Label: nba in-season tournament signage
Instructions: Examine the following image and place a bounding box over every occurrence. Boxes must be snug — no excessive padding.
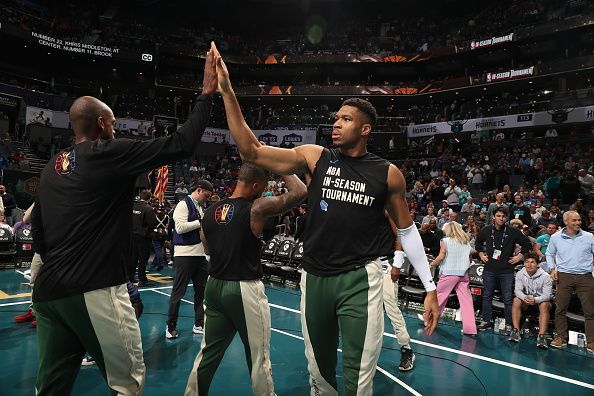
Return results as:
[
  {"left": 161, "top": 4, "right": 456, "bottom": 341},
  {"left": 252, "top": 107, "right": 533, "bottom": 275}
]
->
[
  {"left": 485, "top": 66, "right": 535, "bottom": 83},
  {"left": 406, "top": 105, "right": 594, "bottom": 137},
  {"left": 470, "top": 33, "right": 514, "bottom": 50}
]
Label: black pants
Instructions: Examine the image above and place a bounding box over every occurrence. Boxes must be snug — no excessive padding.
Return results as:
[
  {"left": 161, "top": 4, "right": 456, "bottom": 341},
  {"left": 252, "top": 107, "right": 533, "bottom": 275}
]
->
[
  {"left": 168, "top": 256, "right": 209, "bottom": 326},
  {"left": 130, "top": 235, "right": 151, "bottom": 282}
]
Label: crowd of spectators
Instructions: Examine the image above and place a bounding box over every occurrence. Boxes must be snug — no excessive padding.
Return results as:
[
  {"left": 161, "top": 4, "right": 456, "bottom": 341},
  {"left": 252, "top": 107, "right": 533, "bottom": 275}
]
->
[
  {"left": 1, "top": 0, "right": 591, "bottom": 57},
  {"left": 396, "top": 139, "right": 594, "bottom": 256}
]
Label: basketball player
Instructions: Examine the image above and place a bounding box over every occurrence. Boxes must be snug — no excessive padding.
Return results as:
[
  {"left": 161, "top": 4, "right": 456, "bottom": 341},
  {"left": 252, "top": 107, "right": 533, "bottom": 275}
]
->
[
  {"left": 212, "top": 44, "right": 439, "bottom": 396},
  {"left": 30, "top": 43, "right": 217, "bottom": 395},
  {"left": 185, "top": 163, "right": 307, "bottom": 395},
  {"left": 380, "top": 215, "right": 416, "bottom": 372}
]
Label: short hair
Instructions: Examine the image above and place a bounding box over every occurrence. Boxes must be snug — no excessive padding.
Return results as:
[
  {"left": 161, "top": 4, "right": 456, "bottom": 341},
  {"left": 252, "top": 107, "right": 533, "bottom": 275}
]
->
[
  {"left": 563, "top": 210, "right": 580, "bottom": 223},
  {"left": 139, "top": 190, "right": 152, "bottom": 201},
  {"left": 524, "top": 253, "right": 538, "bottom": 262},
  {"left": 341, "top": 98, "right": 377, "bottom": 128},
  {"left": 492, "top": 207, "right": 508, "bottom": 217},
  {"left": 238, "top": 163, "right": 270, "bottom": 183}
]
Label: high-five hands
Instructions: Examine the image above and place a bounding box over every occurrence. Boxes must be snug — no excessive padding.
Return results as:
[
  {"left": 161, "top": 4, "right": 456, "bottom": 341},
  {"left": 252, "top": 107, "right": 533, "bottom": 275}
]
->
[
  {"left": 210, "top": 42, "right": 232, "bottom": 94},
  {"left": 202, "top": 42, "right": 218, "bottom": 96}
]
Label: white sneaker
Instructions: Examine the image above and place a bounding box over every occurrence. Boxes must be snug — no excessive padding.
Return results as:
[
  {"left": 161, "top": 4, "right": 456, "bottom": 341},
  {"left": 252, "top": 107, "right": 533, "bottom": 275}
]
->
[
  {"left": 166, "top": 324, "right": 178, "bottom": 339},
  {"left": 193, "top": 325, "right": 204, "bottom": 334},
  {"left": 81, "top": 356, "right": 95, "bottom": 366}
]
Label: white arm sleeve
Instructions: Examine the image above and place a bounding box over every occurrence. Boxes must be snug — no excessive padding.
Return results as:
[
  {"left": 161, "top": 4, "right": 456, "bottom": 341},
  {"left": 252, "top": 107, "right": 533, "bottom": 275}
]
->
[{"left": 397, "top": 224, "right": 437, "bottom": 292}]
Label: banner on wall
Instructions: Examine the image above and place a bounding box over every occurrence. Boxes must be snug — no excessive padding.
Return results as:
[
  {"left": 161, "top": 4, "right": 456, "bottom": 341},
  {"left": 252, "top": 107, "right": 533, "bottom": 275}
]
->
[
  {"left": 406, "top": 105, "right": 594, "bottom": 137},
  {"left": 202, "top": 128, "right": 317, "bottom": 146},
  {"left": 26, "top": 106, "right": 54, "bottom": 126},
  {"left": 485, "top": 66, "right": 535, "bottom": 83},
  {"left": 470, "top": 33, "right": 514, "bottom": 50},
  {"left": 25, "top": 106, "right": 150, "bottom": 132}
]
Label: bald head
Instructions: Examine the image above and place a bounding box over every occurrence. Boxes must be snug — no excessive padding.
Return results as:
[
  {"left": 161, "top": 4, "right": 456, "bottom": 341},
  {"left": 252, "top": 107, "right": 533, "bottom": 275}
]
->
[{"left": 69, "top": 96, "right": 115, "bottom": 140}]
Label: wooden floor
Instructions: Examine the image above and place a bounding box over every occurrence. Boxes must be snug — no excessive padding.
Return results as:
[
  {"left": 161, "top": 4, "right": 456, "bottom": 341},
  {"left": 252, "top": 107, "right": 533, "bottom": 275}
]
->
[{"left": 1, "top": 267, "right": 593, "bottom": 395}]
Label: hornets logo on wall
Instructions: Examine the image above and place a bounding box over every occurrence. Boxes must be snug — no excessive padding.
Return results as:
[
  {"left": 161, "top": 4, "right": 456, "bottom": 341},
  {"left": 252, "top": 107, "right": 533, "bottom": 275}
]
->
[
  {"left": 54, "top": 149, "right": 76, "bottom": 176},
  {"left": 215, "top": 203, "right": 235, "bottom": 225}
]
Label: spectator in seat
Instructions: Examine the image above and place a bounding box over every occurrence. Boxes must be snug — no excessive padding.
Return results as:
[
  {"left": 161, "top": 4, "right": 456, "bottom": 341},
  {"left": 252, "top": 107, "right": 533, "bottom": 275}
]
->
[
  {"left": 422, "top": 206, "right": 437, "bottom": 225},
  {"left": 534, "top": 223, "right": 558, "bottom": 266},
  {"left": 444, "top": 178, "right": 462, "bottom": 212},
  {"left": 549, "top": 205, "right": 562, "bottom": 225},
  {"left": 460, "top": 195, "right": 475, "bottom": 214},
  {"left": 534, "top": 209, "right": 555, "bottom": 233},
  {"left": 437, "top": 208, "right": 450, "bottom": 229},
  {"left": 0, "top": 185, "right": 16, "bottom": 225},
  {"left": 546, "top": 211, "right": 594, "bottom": 352},
  {"left": 0, "top": 211, "right": 13, "bottom": 235},
  {"left": 521, "top": 225, "right": 535, "bottom": 247},
  {"left": 487, "top": 193, "right": 509, "bottom": 221},
  {"left": 508, "top": 253, "right": 552, "bottom": 349},
  {"left": 578, "top": 169, "right": 594, "bottom": 204},
  {"left": 175, "top": 182, "right": 189, "bottom": 195},
  {"left": 421, "top": 220, "right": 443, "bottom": 257},
  {"left": 510, "top": 194, "right": 531, "bottom": 227},
  {"left": 430, "top": 221, "right": 476, "bottom": 336},
  {"left": 437, "top": 200, "right": 450, "bottom": 216}
]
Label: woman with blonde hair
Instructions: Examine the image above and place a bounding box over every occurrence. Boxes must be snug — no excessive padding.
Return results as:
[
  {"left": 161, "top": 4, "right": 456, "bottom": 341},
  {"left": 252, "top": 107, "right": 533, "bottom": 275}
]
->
[{"left": 430, "top": 221, "right": 477, "bottom": 335}]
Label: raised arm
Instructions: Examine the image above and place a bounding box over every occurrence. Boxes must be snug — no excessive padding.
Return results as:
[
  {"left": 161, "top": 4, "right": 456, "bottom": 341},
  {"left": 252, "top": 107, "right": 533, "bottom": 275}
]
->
[
  {"left": 385, "top": 164, "right": 439, "bottom": 336},
  {"left": 213, "top": 43, "right": 322, "bottom": 175},
  {"left": 250, "top": 175, "right": 307, "bottom": 236}
]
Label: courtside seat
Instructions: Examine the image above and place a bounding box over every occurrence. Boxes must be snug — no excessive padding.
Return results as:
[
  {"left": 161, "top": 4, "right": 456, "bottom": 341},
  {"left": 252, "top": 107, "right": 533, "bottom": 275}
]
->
[
  {"left": 0, "top": 228, "right": 16, "bottom": 269},
  {"left": 15, "top": 228, "right": 34, "bottom": 269}
]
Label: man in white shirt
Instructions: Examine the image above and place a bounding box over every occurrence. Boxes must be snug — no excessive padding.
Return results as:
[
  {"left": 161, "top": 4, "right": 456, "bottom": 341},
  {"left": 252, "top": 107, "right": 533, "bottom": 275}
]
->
[{"left": 166, "top": 180, "right": 213, "bottom": 339}]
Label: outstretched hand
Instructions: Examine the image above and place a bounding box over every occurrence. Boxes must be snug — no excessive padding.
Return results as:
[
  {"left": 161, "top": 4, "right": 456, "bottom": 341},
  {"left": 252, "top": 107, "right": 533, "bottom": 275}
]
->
[
  {"left": 423, "top": 291, "right": 440, "bottom": 336},
  {"left": 211, "top": 42, "right": 232, "bottom": 94},
  {"left": 202, "top": 42, "right": 218, "bottom": 96}
]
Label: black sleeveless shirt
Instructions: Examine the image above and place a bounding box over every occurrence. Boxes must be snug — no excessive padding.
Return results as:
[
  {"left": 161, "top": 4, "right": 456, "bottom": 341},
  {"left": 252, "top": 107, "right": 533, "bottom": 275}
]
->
[
  {"left": 301, "top": 148, "right": 392, "bottom": 276},
  {"left": 202, "top": 197, "right": 263, "bottom": 280}
]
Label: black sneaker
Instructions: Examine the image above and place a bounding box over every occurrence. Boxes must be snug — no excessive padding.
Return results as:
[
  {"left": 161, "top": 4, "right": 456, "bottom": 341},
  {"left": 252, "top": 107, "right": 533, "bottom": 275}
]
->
[
  {"left": 477, "top": 321, "right": 492, "bottom": 331},
  {"left": 504, "top": 325, "right": 512, "bottom": 336},
  {"left": 398, "top": 346, "right": 415, "bottom": 371},
  {"left": 536, "top": 334, "right": 548, "bottom": 349},
  {"left": 508, "top": 328, "right": 521, "bottom": 343},
  {"left": 166, "top": 323, "right": 178, "bottom": 339}
]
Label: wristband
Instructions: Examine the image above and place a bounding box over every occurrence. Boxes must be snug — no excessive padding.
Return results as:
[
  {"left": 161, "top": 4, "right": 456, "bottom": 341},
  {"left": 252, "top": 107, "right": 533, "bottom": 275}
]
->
[{"left": 393, "top": 251, "right": 405, "bottom": 269}]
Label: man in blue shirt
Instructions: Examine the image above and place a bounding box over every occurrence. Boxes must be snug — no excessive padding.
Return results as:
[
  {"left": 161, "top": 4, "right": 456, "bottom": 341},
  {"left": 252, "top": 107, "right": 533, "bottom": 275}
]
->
[{"left": 546, "top": 211, "right": 594, "bottom": 353}]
